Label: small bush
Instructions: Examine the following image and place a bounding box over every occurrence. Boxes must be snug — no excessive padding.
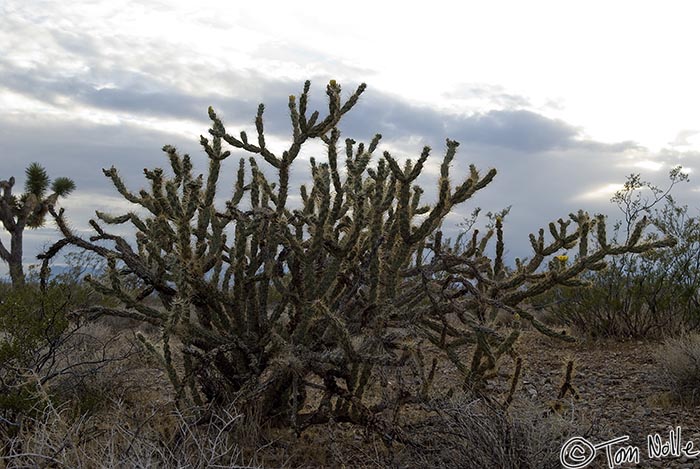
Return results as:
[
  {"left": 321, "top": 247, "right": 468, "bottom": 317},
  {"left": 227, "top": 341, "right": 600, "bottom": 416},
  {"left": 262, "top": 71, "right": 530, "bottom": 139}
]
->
[
  {"left": 0, "top": 283, "right": 71, "bottom": 421},
  {"left": 654, "top": 333, "right": 700, "bottom": 401},
  {"left": 0, "top": 269, "right": 137, "bottom": 445},
  {"left": 374, "top": 395, "right": 591, "bottom": 469}
]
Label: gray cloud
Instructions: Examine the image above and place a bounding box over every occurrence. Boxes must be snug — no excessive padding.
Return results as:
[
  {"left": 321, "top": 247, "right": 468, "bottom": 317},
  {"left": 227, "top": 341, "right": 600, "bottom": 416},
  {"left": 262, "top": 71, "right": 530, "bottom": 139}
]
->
[
  {"left": 342, "top": 92, "right": 638, "bottom": 154},
  {"left": 0, "top": 58, "right": 255, "bottom": 124},
  {"left": 449, "top": 109, "right": 578, "bottom": 152},
  {"left": 0, "top": 117, "right": 197, "bottom": 193}
]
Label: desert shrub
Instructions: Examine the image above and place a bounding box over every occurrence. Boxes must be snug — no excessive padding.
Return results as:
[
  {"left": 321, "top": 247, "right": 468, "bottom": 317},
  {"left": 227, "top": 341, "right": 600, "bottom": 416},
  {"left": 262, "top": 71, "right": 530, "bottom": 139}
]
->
[
  {"left": 654, "top": 333, "right": 700, "bottom": 402},
  {"left": 0, "top": 259, "right": 136, "bottom": 444},
  {"left": 0, "top": 283, "right": 71, "bottom": 421},
  {"left": 541, "top": 168, "right": 700, "bottom": 338},
  {"left": 39, "top": 80, "right": 671, "bottom": 442},
  {"left": 388, "top": 395, "right": 591, "bottom": 469}
]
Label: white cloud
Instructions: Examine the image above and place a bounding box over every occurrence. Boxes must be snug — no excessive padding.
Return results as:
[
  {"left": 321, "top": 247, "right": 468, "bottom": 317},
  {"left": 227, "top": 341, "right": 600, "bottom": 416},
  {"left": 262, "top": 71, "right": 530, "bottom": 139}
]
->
[
  {"left": 574, "top": 184, "right": 624, "bottom": 202},
  {"left": 634, "top": 160, "right": 664, "bottom": 172}
]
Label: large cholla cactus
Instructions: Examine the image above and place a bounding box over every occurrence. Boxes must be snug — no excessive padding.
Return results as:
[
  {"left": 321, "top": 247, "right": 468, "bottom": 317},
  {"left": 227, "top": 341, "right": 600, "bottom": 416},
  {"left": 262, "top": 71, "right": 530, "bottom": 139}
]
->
[
  {"left": 0, "top": 163, "right": 75, "bottom": 286},
  {"left": 40, "top": 81, "right": 673, "bottom": 439}
]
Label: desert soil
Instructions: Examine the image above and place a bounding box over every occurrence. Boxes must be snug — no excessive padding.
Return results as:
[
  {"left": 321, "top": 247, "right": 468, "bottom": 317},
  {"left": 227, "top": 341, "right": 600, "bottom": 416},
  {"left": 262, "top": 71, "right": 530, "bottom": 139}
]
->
[{"left": 515, "top": 332, "right": 700, "bottom": 469}]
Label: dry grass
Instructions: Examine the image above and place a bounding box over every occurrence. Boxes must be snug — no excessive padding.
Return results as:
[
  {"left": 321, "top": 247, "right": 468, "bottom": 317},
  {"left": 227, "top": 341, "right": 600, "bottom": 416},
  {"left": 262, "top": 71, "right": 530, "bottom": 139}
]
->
[
  {"left": 387, "top": 396, "right": 589, "bottom": 469},
  {"left": 1, "top": 399, "right": 265, "bottom": 468},
  {"left": 654, "top": 333, "right": 700, "bottom": 404},
  {"left": 0, "top": 319, "right": 281, "bottom": 468},
  {"left": 252, "top": 394, "right": 592, "bottom": 468}
]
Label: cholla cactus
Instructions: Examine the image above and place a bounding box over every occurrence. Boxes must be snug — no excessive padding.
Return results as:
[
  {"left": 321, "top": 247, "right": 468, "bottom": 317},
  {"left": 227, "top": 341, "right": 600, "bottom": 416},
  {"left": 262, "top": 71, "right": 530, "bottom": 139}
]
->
[
  {"left": 40, "top": 81, "right": 674, "bottom": 439},
  {"left": 0, "top": 163, "right": 75, "bottom": 286}
]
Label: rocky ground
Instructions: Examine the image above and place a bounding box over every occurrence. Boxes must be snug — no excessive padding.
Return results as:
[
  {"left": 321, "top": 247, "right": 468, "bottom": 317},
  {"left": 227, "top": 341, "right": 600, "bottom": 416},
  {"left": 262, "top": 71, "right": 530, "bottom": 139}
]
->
[{"left": 515, "top": 332, "right": 700, "bottom": 469}]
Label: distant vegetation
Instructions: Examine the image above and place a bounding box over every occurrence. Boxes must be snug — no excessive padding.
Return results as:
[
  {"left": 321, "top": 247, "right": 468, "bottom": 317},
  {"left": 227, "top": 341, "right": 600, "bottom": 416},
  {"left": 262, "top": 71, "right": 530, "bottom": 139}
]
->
[{"left": 539, "top": 167, "right": 700, "bottom": 338}]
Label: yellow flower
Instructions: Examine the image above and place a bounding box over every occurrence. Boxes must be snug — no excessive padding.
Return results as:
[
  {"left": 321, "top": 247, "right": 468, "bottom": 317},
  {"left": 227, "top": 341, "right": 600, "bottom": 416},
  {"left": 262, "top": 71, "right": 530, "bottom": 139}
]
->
[
  {"left": 556, "top": 254, "right": 569, "bottom": 262},
  {"left": 289, "top": 95, "right": 296, "bottom": 102},
  {"left": 329, "top": 79, "right": 337, "bottom": 87}
]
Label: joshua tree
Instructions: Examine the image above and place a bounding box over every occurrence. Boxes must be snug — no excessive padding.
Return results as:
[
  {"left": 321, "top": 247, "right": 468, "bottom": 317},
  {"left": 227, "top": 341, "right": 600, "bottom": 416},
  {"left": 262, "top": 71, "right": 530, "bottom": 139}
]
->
[{"left": 0, "top": 163, "right": 75, "bottom": 286}]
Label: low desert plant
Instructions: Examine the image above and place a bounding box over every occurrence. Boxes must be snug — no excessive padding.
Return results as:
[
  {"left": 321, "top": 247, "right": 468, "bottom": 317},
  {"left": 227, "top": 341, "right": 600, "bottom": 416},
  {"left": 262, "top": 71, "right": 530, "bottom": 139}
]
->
[
  {"left": 364, "top": 394, "right": 591, "bottom": 469},
  {"left": 654, "top": 333, "right": 700, "bottom": 402},
  {"left": 0, "top": 283, "right": 71, "bottom": 422},
  {"left": 0, "top": 270, "right": 137, "bottom": 446}
]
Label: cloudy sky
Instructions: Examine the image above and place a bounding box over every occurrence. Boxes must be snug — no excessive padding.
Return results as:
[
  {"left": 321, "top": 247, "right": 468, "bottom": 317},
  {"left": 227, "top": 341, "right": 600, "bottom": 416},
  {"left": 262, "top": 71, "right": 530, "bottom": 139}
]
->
[{"left": 2, "top": 0, "right": 700, "bottom": 277}]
